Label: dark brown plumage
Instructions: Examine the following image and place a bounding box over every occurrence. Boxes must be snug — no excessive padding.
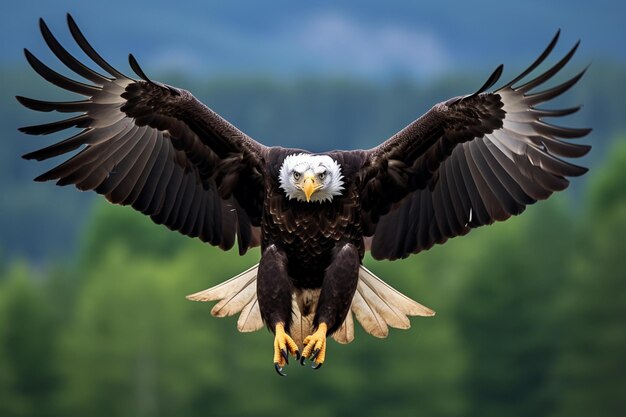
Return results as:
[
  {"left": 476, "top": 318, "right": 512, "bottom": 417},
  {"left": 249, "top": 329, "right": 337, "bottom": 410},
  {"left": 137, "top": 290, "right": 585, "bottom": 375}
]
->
[{"left": 18, "top": 15, "right": 590, "bottom": 375}]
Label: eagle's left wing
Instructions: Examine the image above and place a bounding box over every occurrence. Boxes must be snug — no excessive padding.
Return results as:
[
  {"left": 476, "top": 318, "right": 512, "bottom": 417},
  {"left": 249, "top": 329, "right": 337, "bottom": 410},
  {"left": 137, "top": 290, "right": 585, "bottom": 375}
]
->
[
  {"left": 17, "top": 15, "right": 268, "bottom": 254},
  {"left": 358, "top": 31, "right": 591, "bottom": 260}
]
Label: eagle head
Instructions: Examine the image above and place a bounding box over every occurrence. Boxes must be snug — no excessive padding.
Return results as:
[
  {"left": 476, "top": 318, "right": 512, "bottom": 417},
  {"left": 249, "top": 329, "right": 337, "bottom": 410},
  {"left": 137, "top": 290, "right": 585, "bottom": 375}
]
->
[{"left": 278, "top": 154, "right": 344, "bottom": 203}]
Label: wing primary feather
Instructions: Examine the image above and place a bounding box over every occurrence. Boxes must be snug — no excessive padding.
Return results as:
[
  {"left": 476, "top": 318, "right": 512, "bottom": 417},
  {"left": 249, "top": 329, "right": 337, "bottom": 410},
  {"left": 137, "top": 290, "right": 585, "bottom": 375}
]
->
[
  {"left": 16, "top": 96, "right": 92, "bottom": 113},
  {"left": 499, "top": 30, "right": 561, "bottom": 90},
  {"left": 524, "top": 67, "right": 588, "bottom": 105},
  {"left": 21, "top": 128, "right": 96, "bottom": 161},
  {"left": 23, "top": 121, "right": 128, "bottom": 162},
  {"left": 128, "top": 54, "right": 181, "bottom": 95},
  {"left": 467, "top": 141, "right": 517, "bottom": 215},
  {"left": 525, "top": 146, "right": 588, "bottom": 177},
  {"left": 530, "top": 106, "right": 581, "bottom": 118},
  {"left": 71, "top": 126, "right": 143, "bottom": 189},
  {"left": 532, "top": 120, "right": 592, "bottom": 139},
  {"left": 23, "top": 49, "right": 100, "bottom": 96},
  {"left": 66, "top": 14, "right": 130, "bottom": 80},
  {"left": 19, "top": 114, "right": 92, "bottom": 135},
  {"left": 483, "top": 136, "right": 547, "bottom": 201},
  {"left": 516, "top": 41, "right": 580, "bottom": 93},
  {"left": 539, "top": 136, "right": 591, "bottom": 158},
  {"left": 33, "top": 123, "right": 134, "bottom": 182},
  {"left": 466, "top": 64, "right": 504, "bottom": 98},
  {"left": 39, "top": 18, "right": 110, "bottom": 83},
  {"left": 477, "top": 138, "right": 533, "bottom": 206},
  {"left": 128, "top": 53, "right": 152, "bottom": 83}
]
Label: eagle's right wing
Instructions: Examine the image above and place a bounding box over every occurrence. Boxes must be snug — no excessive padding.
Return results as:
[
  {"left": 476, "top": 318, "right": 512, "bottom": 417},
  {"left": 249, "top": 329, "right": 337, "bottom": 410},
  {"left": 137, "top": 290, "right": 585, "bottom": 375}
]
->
[
  {"left": 18, "top": 15, "right": 267, "bottom": 254},
  {"left": 357, "top": 31, "right": 591, "bottom": 260}
]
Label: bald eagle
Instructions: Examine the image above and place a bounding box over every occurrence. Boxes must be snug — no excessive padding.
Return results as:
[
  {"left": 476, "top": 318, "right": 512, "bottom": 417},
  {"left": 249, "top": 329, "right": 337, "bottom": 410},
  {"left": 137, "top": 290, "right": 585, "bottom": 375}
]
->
[{"left": 18, "top": 15, "right": 590, "bottom": 376}]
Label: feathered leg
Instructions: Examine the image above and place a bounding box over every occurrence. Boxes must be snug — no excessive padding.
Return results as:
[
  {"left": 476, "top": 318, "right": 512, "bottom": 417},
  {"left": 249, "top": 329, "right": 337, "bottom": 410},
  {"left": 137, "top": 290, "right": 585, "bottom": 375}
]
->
[
  {"left": 301, "top": 243, "right": 360, "bottom": 368},
  {"left": 257, "top": 244, "right": 299, "bottom": 376}
]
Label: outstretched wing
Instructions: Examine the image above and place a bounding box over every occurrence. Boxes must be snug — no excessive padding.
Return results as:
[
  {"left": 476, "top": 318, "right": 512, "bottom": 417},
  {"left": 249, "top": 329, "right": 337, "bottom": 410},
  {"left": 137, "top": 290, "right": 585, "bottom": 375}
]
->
[
  {"left": 17, "top": 15, "right": 267, "bottom": 254},
  {"left": 359, "top": 31, "right": 591, "bottom": 260}
]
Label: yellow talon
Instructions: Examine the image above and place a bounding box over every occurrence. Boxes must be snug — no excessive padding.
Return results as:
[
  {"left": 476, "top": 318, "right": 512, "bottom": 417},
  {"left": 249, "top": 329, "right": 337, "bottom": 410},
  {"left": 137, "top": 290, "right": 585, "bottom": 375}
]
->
[
  {"left": 273, "top": 322, "right": 300, "bottom": 376},
  {"left": 301, "top": 322, "right": 327, "bottom": 368}
]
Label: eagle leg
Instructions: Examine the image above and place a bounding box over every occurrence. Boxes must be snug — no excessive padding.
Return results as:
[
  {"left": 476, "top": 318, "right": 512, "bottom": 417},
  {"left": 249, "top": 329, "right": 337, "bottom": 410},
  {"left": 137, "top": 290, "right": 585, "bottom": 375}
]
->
[
  {"left": 300, "top": 242, "right": 360, "bottom": 369},
  {"left": 300, "top": 322, "right": 328, "bottom": 369},
  {"left": 273, "top": 322, "right": 300, "bottom": 376},
  {"left": 257, "top": 244, "right": 300, "bottom": 376}
]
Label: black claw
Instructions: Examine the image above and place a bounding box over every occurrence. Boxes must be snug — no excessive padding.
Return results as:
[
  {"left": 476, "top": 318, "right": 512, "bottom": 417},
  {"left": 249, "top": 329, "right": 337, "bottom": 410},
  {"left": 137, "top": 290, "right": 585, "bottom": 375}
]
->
[
  {"left": 281, "top": 348, "right": 289, "bottom": 365},
  {"left": 300, "top": 355, "right": 307, "bottom": 366},
  {"left": 311, "top": 348, "right": 320, "bottom": 362},
  {"left": 295, "top": 350, "right": 301, "bottom": 361},
  {"left": 274, "top": 363, "right": 286, "bottom": 377},
  {"left": 312, "top": 362, "right": 323, "bottom": 370}
]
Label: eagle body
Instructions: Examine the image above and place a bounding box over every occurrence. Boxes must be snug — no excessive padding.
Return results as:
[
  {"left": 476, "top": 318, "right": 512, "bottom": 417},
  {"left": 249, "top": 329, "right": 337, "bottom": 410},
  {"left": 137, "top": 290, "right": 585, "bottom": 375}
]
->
[
  {"left": 18, "top": 15, "right": 591, "bottom": 375},
  {"left": 259, "top": 150, "right": 369, "bottom": 338},
  {"left": 263, "top": 150, "right": 366, "bottom": 284}
]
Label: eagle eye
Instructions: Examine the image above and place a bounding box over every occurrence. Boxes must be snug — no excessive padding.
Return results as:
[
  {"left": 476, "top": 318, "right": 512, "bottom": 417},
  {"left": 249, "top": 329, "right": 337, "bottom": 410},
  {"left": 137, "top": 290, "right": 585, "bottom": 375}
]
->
[
  {"left": 293, "top": 171, "right": 301, "bottom": 180},
  {"left": 318, "top": 172, "right": 326, "bottom": 181}
]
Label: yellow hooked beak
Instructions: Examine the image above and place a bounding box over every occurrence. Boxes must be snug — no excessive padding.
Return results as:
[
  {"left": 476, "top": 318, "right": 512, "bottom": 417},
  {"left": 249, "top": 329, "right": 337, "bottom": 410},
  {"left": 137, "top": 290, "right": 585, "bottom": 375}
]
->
[{"left": 302, "top": 173, "right": 319, "bottom": 202}]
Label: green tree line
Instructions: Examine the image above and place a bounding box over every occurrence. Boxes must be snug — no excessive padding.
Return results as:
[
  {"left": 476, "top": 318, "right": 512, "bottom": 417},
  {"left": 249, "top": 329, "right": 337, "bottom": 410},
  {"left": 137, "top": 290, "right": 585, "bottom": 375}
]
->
[{"left": 0, "top": 133, "right": 624, "bottom": 416}]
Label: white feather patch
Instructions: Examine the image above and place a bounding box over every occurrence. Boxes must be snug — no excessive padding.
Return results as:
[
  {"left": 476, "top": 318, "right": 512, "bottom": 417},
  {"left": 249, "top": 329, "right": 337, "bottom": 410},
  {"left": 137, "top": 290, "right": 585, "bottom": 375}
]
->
[
  {"left": 331, "top": 311, "right": 355, "bottom": 344},
  {"left": 237, "top": 298, "right": 263, "bottom": 332},
  {"left": 290, "top": 288, "right": 320, "bottom": 350},
  {"left": 357, "top": 265, "right": 435, "bottom": 318},
  {"left": 351, "top": 287, "right": 389, "bottom": 338},
  {"left": 186, "top": 264, "right": 262, "bottom": 326},
  {"left": 186, "top": 264, "right": 434, "bottom": 344},
  {"left": 278, "top": 153, "right": 344, "bottom": 203}
]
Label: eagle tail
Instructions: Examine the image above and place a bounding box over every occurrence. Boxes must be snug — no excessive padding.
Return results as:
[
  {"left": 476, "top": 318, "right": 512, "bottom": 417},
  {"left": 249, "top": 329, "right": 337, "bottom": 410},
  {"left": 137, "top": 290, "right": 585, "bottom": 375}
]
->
[
  {"left": 186, "top": 264, "right": 435, "bottom": 342},
  {"left": 349, "top": 265, "right": 435, "bottom": 340},
  {"left": 186, "top": 264, "right": 264, "bottom": 332},
  {"left": 289, "top": 292, "right": 316, "bottom": 350}
]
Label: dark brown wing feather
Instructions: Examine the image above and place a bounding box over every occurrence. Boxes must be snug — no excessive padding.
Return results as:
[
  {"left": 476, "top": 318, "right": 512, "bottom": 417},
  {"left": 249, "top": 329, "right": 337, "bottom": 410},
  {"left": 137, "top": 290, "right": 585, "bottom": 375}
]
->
[
  {"left": 17, "top": 15, "right": 266, "bottom": 254},
  {"left": 359, "top": 31, "right": 591, "bottom": 260}
]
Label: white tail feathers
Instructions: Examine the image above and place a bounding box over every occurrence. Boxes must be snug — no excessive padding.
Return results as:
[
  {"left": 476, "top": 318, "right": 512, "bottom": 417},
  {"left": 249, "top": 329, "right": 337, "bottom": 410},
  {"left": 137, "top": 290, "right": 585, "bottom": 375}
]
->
[
  {"left": 331, "top": 309, "right": 355, "bottom": 344},
  {"left": 351, "top": 265, "right": 435, "bottom": 338},
  {"left": 186, "top": 264, "right": 435, "bottom": 344},
  {"left": 289, "top": 289, "right": 319, "bottom": 349},
  {"left": 186, "top": 264, "right": 263, "bottom": 332}
]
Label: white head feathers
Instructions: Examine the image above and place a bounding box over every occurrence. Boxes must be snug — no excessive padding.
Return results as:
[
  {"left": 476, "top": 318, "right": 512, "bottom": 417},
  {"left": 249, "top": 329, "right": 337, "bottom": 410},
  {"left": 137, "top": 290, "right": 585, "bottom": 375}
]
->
[{"left": 278, "top": 153, "right": 345, "bottom": 203}]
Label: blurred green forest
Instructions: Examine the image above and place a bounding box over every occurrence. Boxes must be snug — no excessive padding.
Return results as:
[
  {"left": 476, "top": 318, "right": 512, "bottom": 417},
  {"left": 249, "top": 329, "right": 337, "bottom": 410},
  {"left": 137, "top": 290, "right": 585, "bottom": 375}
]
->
[
  {"left": 1, "top": 113, "right": 625, "bottom": 416},
  {"left": 2, "top": 61, "right": 626, "bottom": 416}
]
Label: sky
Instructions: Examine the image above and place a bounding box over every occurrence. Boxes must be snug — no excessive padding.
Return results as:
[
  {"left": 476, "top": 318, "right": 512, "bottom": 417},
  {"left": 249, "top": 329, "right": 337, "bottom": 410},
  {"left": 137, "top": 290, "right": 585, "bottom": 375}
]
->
[{"left": 1, "top": 0, "right": 623, "bottom": 82}]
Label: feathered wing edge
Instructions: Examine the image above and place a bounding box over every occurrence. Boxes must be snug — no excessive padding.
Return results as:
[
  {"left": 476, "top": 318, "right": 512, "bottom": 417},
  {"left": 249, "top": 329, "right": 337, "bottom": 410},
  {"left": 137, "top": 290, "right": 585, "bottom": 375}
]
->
[
  {"left": 364, "top": 30, "right": 591, "bottom": 260},
  {"left": 18, "top": 14, "right": 266, "bottom": 255},
  {"left": 187, "top": 265, "right": 434, "bottom": 346}
]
